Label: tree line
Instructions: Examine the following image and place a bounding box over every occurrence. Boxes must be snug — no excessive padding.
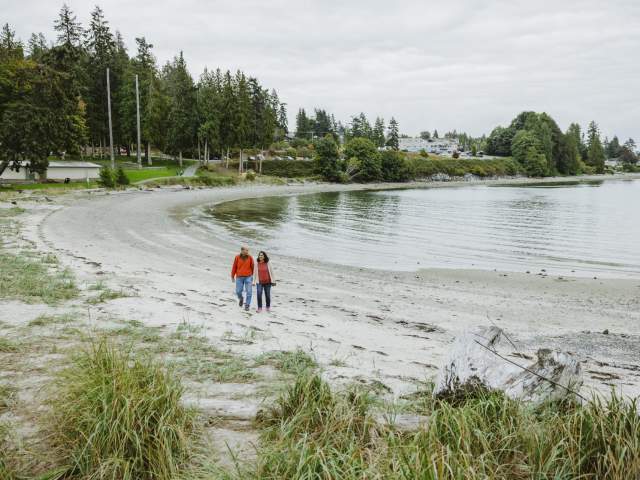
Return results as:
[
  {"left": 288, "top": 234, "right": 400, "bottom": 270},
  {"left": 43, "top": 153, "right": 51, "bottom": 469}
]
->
[
  {"left": 485, "top": 112, "right": 637, "bottom": 176},
  {"left": 0, "top": 4, "right": 287, "bottom": 175},
  {"left": 294, "top": 109, "right": 400, "bottom": 150}
]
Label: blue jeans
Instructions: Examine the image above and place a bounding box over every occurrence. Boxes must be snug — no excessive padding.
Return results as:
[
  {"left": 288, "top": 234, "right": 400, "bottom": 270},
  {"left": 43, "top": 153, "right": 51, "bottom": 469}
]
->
[
  {"left": 235, "top": 276, "right": 253, "bottom": 307},
  {"left": 257, "top": 283, "right": 271, "bottom": 309}
]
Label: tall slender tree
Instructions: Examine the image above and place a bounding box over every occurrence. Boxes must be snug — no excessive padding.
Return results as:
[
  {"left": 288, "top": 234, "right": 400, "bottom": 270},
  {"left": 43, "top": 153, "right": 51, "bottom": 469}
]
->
[
  {"left": 586, "top": 121, "right": 605, "bottom": 173},
  {"left": 386, "top": 117, "right": 400, "bottom": 150}
]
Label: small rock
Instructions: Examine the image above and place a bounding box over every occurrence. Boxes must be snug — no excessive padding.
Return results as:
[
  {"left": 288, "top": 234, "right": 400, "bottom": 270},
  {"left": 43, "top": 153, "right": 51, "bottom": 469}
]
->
[{"left": 602, "top": 329, "right": 609, "bottom": 335}]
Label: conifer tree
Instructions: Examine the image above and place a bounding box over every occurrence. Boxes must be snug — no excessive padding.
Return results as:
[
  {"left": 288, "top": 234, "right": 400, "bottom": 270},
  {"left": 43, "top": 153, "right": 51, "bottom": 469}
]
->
[{"left": 386, "top": 117, "right": 400, "bottom": 150}]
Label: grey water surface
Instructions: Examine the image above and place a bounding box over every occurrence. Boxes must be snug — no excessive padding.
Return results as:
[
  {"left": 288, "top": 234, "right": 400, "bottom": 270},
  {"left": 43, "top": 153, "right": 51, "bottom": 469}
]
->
[{"left": 195, "top": 179, "right": 640, "bottom": 278}]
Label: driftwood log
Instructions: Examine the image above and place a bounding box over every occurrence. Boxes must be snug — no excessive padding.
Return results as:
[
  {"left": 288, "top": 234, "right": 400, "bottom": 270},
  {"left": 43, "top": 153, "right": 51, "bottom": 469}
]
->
[{"left": 434, "top": 326, "right": 583, "bottom": 405}]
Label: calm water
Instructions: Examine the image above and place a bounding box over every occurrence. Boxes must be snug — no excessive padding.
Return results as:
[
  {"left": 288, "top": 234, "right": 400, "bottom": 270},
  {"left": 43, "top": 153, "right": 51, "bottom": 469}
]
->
[{"left": 194, "top": 179, "right": 640, "bottom": 278}]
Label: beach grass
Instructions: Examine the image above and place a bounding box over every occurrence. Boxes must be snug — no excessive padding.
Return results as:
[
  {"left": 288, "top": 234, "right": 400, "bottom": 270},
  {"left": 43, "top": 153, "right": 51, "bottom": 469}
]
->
[
  {"left": 0, "top": 251, "right": 77, "bottom": 304},
  {"left": 48, "top": 339, "right": 197, "bottom": 480},
  {"left": 86, "top": 287, "right": 131, "bottom": 304},
  {"left": 231, "top": 371, "right": 640, "bottom": 480},
  {"left": 255, "top": 349, "right": 318, "bottom": 375}
]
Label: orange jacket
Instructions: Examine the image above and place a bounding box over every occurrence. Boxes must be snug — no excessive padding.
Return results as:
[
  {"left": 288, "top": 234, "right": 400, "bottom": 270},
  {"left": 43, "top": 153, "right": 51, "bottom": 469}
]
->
[{"left": 231, "top": 254, "right": 255, "bottom": 278}]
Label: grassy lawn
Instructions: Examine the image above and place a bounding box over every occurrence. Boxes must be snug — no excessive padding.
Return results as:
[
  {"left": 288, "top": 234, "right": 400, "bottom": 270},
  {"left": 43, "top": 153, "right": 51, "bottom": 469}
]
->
[{"left": 123, "top": 166, "right": 180, "bottom": 183}]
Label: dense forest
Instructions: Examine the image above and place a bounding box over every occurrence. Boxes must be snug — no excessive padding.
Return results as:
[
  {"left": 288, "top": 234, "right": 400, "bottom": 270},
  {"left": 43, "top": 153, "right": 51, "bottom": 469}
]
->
[{"left": 0, "top": 4, "right": 287, "bottom": 175}]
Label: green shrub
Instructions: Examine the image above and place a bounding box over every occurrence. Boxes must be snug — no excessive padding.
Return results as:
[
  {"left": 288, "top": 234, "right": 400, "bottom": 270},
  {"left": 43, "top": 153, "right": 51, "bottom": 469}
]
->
[
  {"left": 115, "top": 166, "right": 130, "bottom": 186},
  {"left": 245, "top": 170, "right": 256, "bottom": 181},
  {"left": 49, "top": 340, "right": 196, "bottom": 479},
  {"left": 411, "top": 158, "right": 522, "bottom": 179},
  {"left": 260, "top": 160, "right": 316, "bottom": 178},
  {"left": 381, "top": 150, "right": 414, "bottom": 182},
  {"left": 98, "top": 166, "right": 115, "bottom": 188}
]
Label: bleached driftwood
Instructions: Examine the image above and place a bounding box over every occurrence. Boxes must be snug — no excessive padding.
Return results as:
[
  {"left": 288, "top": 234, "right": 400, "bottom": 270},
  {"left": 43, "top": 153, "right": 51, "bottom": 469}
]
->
[{"left": 434, "top": 326, "right": 583, "bottom": 405}]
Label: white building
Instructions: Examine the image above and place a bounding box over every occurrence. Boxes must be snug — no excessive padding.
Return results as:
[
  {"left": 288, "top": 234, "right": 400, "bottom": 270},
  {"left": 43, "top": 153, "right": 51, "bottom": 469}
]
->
[
  {"left": 399, "top": 137, "right": 460, "bottom": 155},
  {"left": 0, "top": 161, "right": 101, "bottom": 182}
]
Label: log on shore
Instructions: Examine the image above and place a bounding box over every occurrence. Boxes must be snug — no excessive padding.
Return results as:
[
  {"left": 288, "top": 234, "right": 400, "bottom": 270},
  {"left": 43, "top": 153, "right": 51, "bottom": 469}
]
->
[{"left": 434, "top": 326, "right": 583, "bottom": 405}]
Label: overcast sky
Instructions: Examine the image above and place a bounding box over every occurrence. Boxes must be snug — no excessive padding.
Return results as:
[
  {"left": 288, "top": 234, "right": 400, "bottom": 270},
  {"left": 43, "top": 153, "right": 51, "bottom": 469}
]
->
[{"left": 4, "top": 0, "right": 639, "bottom": 140}]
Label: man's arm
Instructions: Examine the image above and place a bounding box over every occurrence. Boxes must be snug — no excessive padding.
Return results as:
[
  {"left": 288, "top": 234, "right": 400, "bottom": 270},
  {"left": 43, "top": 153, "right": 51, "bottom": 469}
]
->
[{"left": 231, "top": 256, "right": 237, "bottom": 281}]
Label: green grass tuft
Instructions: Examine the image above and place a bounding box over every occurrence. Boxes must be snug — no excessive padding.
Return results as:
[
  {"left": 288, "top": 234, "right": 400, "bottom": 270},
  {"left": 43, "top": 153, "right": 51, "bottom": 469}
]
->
[
  {"left": 49, "top": 339, "right": 197, "bottom": 479},
  {"left": 255, "top": 349, "right": 318, "bottom": 375},
  {"left": 86, "top": 288, "right": 131, "bottom": 304},
  {"left": 0, "top": 338, "right": 19, "bottom": 353},
  {"left": 27, "top": 313, "right": 76, "bottom": 328},
  {"left": 0, "top": 251, "right": 77, "bottom": 304}
]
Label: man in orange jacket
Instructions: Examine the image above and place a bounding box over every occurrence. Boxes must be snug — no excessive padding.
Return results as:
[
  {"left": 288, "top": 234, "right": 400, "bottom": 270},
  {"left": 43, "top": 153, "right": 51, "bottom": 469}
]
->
[{"left": 231, "top": 245, "right": 255, "bottom": 311}]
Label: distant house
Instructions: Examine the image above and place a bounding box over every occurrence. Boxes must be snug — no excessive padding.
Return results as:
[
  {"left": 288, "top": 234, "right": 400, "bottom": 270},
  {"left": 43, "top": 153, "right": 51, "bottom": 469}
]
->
[
  {"left": 0, "top": 161, "right": 101, "bottom": 182},
  {"left": 398, "top": 137, "right": 460, "bottom": 155}
]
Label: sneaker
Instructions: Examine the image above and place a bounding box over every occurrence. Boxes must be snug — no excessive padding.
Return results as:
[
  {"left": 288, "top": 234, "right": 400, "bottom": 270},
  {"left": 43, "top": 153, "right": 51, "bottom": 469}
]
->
[
  {"left": 256, "top": 308, "right": 262, "bottom": 313},
  {"left": 238, "top": 298, "right": 243, "bottom": 307},
  {"left": 266, "top": 307, "right": 271, "bottom": 312},
  {"left": 244, "top": 305, "right": 250, "bottom": 312}
]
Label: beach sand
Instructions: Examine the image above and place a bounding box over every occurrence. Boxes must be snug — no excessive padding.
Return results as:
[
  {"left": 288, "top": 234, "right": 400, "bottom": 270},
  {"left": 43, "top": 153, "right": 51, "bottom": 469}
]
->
[{"left": 24, "top": 178, "right": 640, "bottom": 399}]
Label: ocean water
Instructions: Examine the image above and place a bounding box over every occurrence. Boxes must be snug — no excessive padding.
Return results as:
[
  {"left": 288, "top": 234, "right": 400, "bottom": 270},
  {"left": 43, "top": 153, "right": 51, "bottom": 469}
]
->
[{"left": 194, "top": 179, "right": 640, "bottom": 278}]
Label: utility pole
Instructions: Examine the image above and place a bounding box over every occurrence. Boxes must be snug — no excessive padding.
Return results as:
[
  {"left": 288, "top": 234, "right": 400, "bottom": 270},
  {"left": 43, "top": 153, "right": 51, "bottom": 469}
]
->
[
  {"left": 106, "top": 67, "right": 115, "bottom": 169},
  {"left": 135, "top": 74, "right": 142, "bottom": 169}
]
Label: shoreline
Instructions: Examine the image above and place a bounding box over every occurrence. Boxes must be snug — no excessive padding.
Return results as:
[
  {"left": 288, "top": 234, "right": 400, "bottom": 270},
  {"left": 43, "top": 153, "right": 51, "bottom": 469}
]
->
[{"left": 12, "top": 174, "right": 635, "bottom": 400}]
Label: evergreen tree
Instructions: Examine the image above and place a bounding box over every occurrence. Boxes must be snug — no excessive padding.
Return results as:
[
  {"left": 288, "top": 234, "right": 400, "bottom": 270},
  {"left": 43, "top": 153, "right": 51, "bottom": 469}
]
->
[
  {"left": 373, "top": 117, "right": 385, "bottom": 148},
  {"left": 145, "top": 75, "right": 170, "bottom": 153},
  {"left": 164, "top": 52, "right": 197, "bottom": 166},
  {"left": 419, "top": 131, "right": 431, "bottom": 140},
  {"left": 567, "top": 123, "right": 587, "bottom": 160},
  {"left": 0, "top": 23, "right": 23, "bottom": 60},
  {"left": 606, "top": 136, "right": 621, "bottom": 158},
  {"left": 277, "top": 102, "right": 288, "bottom": 135},
  {"left": 586, "top": 121, "right": 605, "bottom": 173},
  {"left": 295, "top": 108, "right": 311, "bottom": 139},
  {"left": 54, "top": 4, "right": 83, "bottom": 47},
  {"left": 433, "top": 129, "right": 439, "bottom": 139},
  {"left": 27, "top": 33, "right": 48, "bottom": 61},
  {"left": 84, "top": 6, "right": 117, "bottom": 149},
  {"left": 118, "top": 37, "right": 156, "bottom": 161},
  {"left": 386, "top": 117, "right": 399, "bottom": 150}
]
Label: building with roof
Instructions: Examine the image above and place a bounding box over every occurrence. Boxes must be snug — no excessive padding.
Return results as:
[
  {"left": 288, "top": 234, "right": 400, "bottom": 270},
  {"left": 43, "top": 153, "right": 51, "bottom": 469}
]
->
[
  {"left": 0, "top": 161, "right": 101, "bottom": 182},
  {"left": 399, "top": 137, "right": 460, "bottom": 155}
]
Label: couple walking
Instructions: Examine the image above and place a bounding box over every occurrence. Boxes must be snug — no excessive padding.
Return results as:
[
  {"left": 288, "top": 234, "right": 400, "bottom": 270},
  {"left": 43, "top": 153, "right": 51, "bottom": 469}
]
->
[{"left": 231, "top": 246, "right": 276, "bottom": 313}]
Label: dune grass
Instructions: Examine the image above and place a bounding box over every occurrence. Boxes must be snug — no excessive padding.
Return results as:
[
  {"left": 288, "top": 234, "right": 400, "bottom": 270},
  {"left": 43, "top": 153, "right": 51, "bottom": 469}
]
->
[
  {"left": 234, "top": 371, "right": 640, "bottom": 480},
  {"left": 255, "top": 349, "right": 318, "bottom": 375},
  {"left": 48, "top": 340, "right": 197, "bottom": 480},
  {"left": 86, "top": 287, "right": 131, "bottom": 305},
  {"left": 0, "top": 251, "right": 77, "bottom": 304}
]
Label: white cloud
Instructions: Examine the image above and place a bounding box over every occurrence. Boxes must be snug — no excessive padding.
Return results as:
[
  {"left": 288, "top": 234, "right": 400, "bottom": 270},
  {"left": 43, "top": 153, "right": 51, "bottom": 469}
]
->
[{"left": 4, "top": 0, "right": 639, "bottom": 140}]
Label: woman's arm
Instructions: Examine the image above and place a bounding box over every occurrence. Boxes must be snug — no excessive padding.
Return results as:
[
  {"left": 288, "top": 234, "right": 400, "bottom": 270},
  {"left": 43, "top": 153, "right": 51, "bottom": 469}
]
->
[{"left": 268, "top": 262, "right": 275, "bottom": 283}]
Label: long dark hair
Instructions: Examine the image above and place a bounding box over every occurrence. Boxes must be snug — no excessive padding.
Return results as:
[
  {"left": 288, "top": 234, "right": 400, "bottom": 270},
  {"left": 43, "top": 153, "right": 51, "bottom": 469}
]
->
[{"left": 258, "top": 251, "right": 269, "bottom": 263}]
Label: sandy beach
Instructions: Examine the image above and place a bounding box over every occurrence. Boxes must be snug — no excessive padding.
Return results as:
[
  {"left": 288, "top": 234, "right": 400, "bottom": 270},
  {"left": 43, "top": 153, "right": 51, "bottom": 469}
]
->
[{"left": 17, "top": 176, "right": 640, "bottom": 401}]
